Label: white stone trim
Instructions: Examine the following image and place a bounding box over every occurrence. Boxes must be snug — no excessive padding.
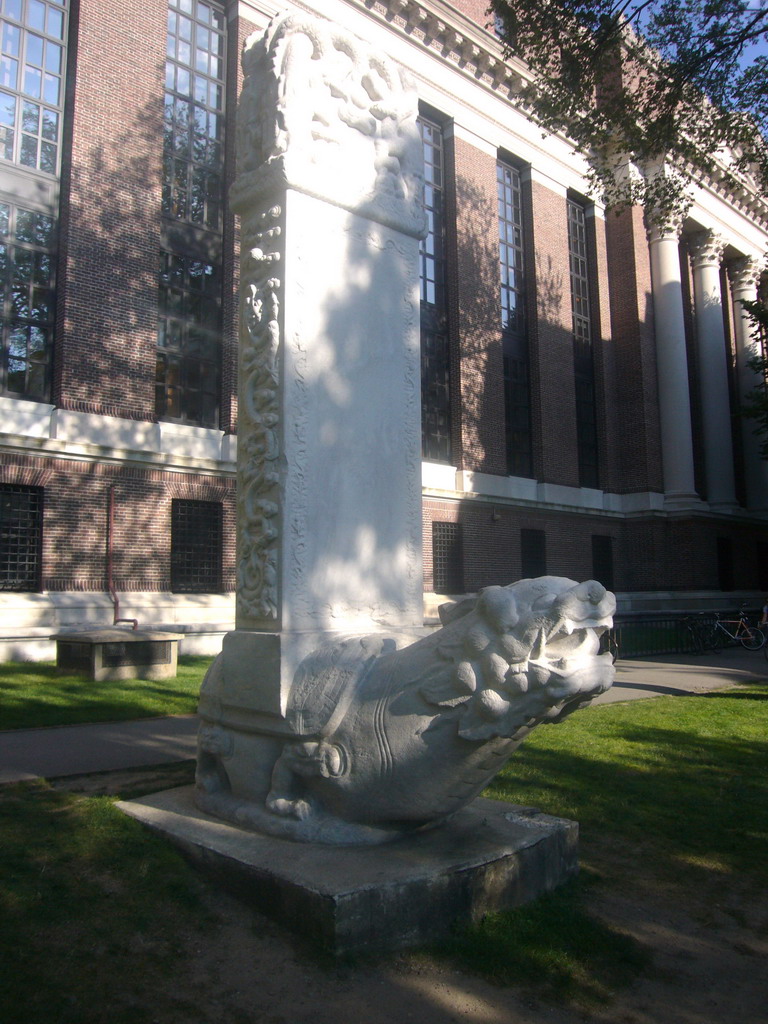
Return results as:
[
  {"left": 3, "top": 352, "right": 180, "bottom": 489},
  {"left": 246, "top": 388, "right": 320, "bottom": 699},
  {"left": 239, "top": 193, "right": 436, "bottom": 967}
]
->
[
  {"left": 0, "top": 589, "right": 235, "bottom": 627},
  {"left": 427, "top": 468, "right": 668, "bottom": 515},
  {"left": 157, "top": 421, "right": 228, "bottom": 462},
  {"left": 239, "top": 0, "right": 281, "bottom": 22},
  {"left": 447, "top": 122, "right": 497, "bottom": 157},
  {"left": 0, "top": 402, "right": 236, "bottom": 473},
  {"left": 523, "top": 165, "right": 568, "bottom": 198},
  {"left": 51, "top": 408, "right": 158, "bottom": 450},
  {"left": 0, "top": 396, "right": 54, "bottom": 438},
  {"left": 421, "top": 460, "right": 457, "bottom": 491}
]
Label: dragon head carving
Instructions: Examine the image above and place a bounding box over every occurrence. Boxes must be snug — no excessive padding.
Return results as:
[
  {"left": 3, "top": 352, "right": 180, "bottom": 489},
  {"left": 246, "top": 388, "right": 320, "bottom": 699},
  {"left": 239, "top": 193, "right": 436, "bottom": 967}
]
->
[{"left": 422, "top": 576, "right": 616, "bottom": 740}]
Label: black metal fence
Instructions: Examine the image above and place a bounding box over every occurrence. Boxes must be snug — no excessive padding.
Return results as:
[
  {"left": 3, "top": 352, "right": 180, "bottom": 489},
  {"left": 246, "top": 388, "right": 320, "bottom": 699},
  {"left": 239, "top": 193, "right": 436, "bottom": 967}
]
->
[{"left": 603, "top": 608, "right": 763, "bottom": 659}]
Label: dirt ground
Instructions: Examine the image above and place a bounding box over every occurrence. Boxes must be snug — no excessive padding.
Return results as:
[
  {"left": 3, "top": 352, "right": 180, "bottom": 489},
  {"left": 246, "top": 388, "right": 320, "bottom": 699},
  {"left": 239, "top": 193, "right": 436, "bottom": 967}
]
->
[{"left": 60, "top": 765, "right": 768, "bottom": 1024}]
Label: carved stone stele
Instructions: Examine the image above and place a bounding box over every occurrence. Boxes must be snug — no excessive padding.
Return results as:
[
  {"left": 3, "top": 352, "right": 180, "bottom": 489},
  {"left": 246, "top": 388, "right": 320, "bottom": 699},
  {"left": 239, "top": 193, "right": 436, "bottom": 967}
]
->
[
  {"left": 231, "top": 12, "right": 426, "bottom": 237},
  {"left": 197, "top": 13, "right": 614, "bottom": 847},
  {"left": 230, "top": 13, "right": 425, "bottom": 634}
]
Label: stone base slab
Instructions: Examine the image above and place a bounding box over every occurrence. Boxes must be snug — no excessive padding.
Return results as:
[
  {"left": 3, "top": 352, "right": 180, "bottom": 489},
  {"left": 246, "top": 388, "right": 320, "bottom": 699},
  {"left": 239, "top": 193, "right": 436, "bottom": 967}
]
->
[{"left": 118, "top": 786, "right": 578, "bottom": 955}]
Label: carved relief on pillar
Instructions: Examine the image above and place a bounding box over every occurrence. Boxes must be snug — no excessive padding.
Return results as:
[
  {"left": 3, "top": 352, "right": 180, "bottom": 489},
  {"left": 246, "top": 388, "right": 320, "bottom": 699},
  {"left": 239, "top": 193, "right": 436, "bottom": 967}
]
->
[
  {"left": 645, "top": 206, "right": 685, "bottom": 243},
  {"left": 728, "top": 256, "right": 763, "bottom": 298},
  {"left": 231, "top": 13, "right": 426, "bottom": 239},
  {"left": 688, "top": 230, "right": 725, "bottom": 270},
  {"left": 236, "top": 203, "right": 284, "bottom": 623}
]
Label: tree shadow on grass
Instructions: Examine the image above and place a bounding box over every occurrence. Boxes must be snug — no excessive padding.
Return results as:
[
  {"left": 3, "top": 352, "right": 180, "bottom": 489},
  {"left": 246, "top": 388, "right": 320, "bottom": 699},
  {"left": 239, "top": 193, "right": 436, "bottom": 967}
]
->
[
  {"left": 487, "top": 711, "right": 768, "bottom": 887},
  {"left": 701, "top": 690, "right": 768, "bottom": 701},
  {"left": 430, "top": 874, "right": 650, "bottom": 1007}
]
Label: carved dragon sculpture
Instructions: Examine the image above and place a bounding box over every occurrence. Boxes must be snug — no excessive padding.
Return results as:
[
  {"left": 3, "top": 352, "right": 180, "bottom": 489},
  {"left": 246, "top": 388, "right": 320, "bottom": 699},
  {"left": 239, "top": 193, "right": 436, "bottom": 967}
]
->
[{"left": 196, "top": 576, "right": 615, "bottom": 844}]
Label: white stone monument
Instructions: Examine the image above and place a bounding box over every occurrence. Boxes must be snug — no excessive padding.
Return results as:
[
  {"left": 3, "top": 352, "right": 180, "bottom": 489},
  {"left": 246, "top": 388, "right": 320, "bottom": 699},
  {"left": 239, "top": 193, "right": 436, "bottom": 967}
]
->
[
  {"left": 191, "top": 13, "right": 615, "bottom": 844},
  {"left": 218, "top": 12, "right": 425, "bottom": 712},
  {"left": 121, "top": 13, "right": 615, "bottom": 952}
]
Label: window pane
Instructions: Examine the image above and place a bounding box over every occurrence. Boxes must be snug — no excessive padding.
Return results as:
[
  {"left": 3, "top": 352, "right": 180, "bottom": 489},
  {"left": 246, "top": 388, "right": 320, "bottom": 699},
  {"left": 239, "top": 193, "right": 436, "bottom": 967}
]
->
[
  {"left": 26, "top": 33, "right": 43, "bottom": 67},
  {"left": 42, "top": 71, "right": 58, "bottom": 104},
  {"left": 498, "top": 160, "right": 532, "bottom": 477},
  {"left": 1, "top": 201, "right": 55, "bottom": 398},
  {"left": 0, "top": 55, "right": 18, "bottom": 88},
  {"left": 419, "top": 116, "right": 451, "bottom": 464},
  {"left": 8, "top": 323, "right": 27, "bottom": 356},
  {"left": 27, "top": 1, "right": 46, "bottom": 31},
  {"left": 156, "top": 249, "right": 220, "bottom": 426},
  {"left": 4, "top": 0, "right": 22, "bottom": 23},
  {"left": 21, "top": 98, "right": 37, "bottom": 130},
  {"left": 171, "top": 499, "right": 222, "bottom": 593},
  {"left": 0, "top": 124, "right": 13, "bottom": 158},
  {"left": 0, "top": 1, "right": 66, "bottom": 171},
  {"left": 47, "top": 8, "right": 64, "bottom": 40},
  {"left": 0, "top": 88, "right": 15, "bottom": 123},
  {"left": 45, "top": 42, "right": 61, "bottom": 74},
  {"left": 23, "top": 64, "right": 41, "bottom": 97},
  {"left": 164, "top": 0, "right": 224, "bottom": 232},
  {"left": 567, "top": 198, "right": 599, "bottom": 488},
  {"left": 40, "top": 105, "right": 56, "bottom": 138},
  {"left": 2, "top": 22, "right": 20, "bottom": 55}
]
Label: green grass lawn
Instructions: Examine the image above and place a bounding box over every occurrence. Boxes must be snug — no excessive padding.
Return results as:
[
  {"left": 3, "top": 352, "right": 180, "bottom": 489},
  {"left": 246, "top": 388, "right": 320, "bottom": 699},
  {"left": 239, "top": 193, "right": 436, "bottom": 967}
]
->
[
  {"left": 0, "top": 780, "right": 214, "bottom": 1024},
  {"left": 432, "top": 682, "right": 768, "bottom": 1000},
  {"left": 487, "top": 683, "right": 768, "bottom": 883},
  {"left": 1, "top": 680, "right": 766, "bottom": 1018},
  {"left": 0, "top": 655, "right": 212, "bottom": 730}
]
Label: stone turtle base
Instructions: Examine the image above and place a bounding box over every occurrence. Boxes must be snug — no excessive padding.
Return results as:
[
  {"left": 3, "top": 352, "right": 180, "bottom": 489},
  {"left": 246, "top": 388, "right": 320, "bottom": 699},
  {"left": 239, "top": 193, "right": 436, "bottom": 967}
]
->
[{"left": 118, "top": 786, "right": 578, "bottom": 956}]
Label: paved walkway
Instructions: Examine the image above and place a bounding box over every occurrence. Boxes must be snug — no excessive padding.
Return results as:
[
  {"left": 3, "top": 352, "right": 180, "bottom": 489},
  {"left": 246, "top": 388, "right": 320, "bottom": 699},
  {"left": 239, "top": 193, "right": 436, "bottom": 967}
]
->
[{"left": 1, "top": 648, "right": 766, "bottom": 783}]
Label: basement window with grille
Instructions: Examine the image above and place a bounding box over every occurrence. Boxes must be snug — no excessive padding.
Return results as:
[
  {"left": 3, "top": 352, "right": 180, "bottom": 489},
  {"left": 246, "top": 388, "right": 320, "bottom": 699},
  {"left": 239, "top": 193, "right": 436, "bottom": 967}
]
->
[
  {"left": 432, "top": 521, "right": 463, "bottom": 594},
  {"left": 521, "top": 528, "right": 546, "bottom": 579},
  {"left": 170, "top": 498, "right": 222, "bottom": 593},
  {"left": 0, "top": 482, "right": 43, "bottom": 591},
  {"left": 591, "top": 534, "right": 614, "bottom": 592}
]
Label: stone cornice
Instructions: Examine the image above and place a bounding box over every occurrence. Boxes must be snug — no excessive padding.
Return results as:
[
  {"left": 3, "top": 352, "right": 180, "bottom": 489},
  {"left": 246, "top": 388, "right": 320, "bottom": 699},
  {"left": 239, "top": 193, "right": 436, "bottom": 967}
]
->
[
  {"left": 683, "top": 157, "right": 768, "bottom": 233},
  {"left": 344, "top": 0, "right": 533, "bottom": 107},
  {"left": 340, "top": 0, "right": 768, "bottom": 225}
]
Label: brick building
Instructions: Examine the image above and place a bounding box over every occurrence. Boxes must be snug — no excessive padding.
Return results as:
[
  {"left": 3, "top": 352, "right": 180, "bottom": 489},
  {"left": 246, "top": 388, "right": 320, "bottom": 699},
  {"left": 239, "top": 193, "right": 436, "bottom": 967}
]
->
[{"left": 1, "top": 0, "right": 767, "bottom": 658}]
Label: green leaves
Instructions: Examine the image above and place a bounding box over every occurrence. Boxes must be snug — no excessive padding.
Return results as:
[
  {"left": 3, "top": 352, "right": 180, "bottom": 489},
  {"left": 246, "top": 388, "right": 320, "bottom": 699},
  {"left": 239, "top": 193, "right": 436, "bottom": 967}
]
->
[
  {"left": 490, "top": 0, "right": 768, "bottom": 213},
  {"left": 738, "top": 297, "right": 768, "bottom": 459}
]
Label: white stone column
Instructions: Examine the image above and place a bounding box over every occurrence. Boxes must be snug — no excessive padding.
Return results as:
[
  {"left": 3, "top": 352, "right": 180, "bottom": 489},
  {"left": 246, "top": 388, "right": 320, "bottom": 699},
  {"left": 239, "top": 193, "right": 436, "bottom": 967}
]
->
[
  {"left": 729, "top": 257, "right": 768, "bottom": 511},
  {"left": 217, "top": 14, "right": 426, "bottom": 719},
  {"left": 647, "top": 215, "right": 701, "bottom": 508},
  {"left": 689, "top": 231, "right": 737, "bottom": 510}
]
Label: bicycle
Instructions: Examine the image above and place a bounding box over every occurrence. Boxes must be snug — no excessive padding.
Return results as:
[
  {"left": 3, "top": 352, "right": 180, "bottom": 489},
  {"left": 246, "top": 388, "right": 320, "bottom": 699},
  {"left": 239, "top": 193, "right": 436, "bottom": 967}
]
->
[
  {"left": 682, "top": 615, "right": 707, "bottom": 654},
  {"left": 599, "top": 626, "right": 620, "bottom": 663},
  {"left": 701, "top": 608, "right": 765, "bottom": 651}
]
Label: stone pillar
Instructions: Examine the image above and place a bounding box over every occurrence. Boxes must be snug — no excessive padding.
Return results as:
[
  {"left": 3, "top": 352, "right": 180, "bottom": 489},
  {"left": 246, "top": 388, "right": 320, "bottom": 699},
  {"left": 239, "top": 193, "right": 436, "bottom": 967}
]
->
[
  {"left": 209, "top": 15, "right": 425, "bottom": 723},
  {"left": 729, "top": 257, "right": 768, "bottom": 511},
  {"left": 689, "top": 231, "right": 737, "bottom": 510},
  {"left": 647, "top": 215, "right": 701, "bottom": 508}
]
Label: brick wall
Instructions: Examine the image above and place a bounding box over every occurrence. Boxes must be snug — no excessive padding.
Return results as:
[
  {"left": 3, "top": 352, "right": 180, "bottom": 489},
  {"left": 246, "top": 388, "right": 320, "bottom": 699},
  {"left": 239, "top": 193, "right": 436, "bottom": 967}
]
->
[
  {"left": 449, "top": 0, "right": 494, "bottom": 31},
  {"left": 527, "top": 179, "right": 580, "bottom": 486},
  {"left": 604, "top": 205, "right": 664, "bottom": 494},
  {"left": 54, "top": 0, "right": 167, "bottom": 420},
  {"left": 451, "top": 138, "right": 506, "bottom": 475},
  {"left": 0, "top": 454, "right": 236, "bottom": 592},
  {"left": 423, "top": 496, "right": 768, "bottom": 594}
]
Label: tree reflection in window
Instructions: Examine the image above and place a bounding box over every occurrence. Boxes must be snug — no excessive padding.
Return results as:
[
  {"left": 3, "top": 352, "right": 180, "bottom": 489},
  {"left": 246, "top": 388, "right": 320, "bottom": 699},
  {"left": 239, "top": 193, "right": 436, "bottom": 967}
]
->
[
  {"left": 156, "top": 251, "right": 220, "bottom": 427},
  {"left": 0, "top": 200, "right": 54, "bottom": 399},
  {"left": 163, "top": 0, "right": 224, "bottom": 232}
]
